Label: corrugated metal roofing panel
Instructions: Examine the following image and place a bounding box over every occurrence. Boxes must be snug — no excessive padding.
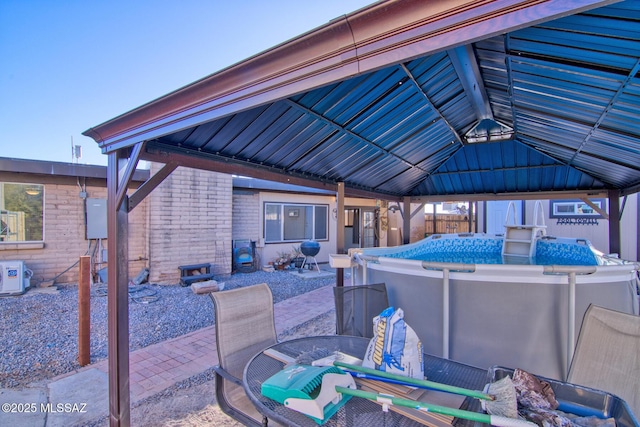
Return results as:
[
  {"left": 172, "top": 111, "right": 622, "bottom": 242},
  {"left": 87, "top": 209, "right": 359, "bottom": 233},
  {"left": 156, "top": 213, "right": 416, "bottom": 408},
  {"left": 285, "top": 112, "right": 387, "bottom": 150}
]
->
[
  {"left": 262, "top": 120, "right": 330, "bottom": 162},
  {"left": 579, "top": 131, "right": 640, "bottom": 170},
  {"left": 377, "top": 167, "right": 427, "bottom": 194},
  {"left": 391, "top": 124, "right": 454, "bottom": 166},
  {"left": 350, "top": 156, "right": 406, "bottom": 186},
  {"left": 293, "top": 135, "right": 365, "bottom": 180},
  {"left": 408, "top": 53, "right": 477, "bottom": 133},
  {"left": 515, "top": 114, "right": 591, "bottom": 149},
  {"left": 236, "top": 110, "right": 311, "bottom": 161},
  {"left": 520, "top": 135, "right": 580, "bottom": 160},
  {"left": 293, "top": 133, "right": 376, "bottom": 178},
  {"left": 120, "top": 1, "right": 640, "bottom": 198},
  {"left": 414, "top": 144, "right": 459, "bottom": 173},
  {"left": 410, "top": 139, "right": 605, "bottom": 196},
  {"left": 227, "top": 103, "right": 299, "bottom": 156},
  {"left": 165, "top": 117, "right": 230, "bottom": 148},
  {"left": 511, "top": 32, "right": 639, "bottom": 72},
  {"left": 601, "top": 82, "right": 640, "bottom": 135},
  {"left": 572, "top": 152, "right": 639, "bottom": 186},
  {"left": 352, "top": 93, "right": 433, "bottom": 151}
]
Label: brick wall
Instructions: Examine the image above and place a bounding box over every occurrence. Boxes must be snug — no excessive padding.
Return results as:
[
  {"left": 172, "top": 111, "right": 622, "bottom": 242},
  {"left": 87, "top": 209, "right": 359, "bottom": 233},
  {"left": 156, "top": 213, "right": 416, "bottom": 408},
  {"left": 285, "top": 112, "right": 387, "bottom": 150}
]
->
[
  {"left": 232, "top": 190, "right": 260, "bottom": 241},
  {"left": 0, "top": 182, "right": 148, "bottom": 285},
  {"left": 231, "top": 189, "right": 262, "bottom": 270},
  {"left": 147, "top": 164, "right": 233, "bottom": 283},
  {"left": 1, "top": 164, "right": 234, "bottom": 286}
]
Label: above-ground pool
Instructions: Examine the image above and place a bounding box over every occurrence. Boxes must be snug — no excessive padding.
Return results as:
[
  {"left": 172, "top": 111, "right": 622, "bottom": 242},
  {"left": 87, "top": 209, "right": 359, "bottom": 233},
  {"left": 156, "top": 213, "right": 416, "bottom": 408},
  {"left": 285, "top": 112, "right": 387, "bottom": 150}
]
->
[{"left": 353, "top": 233, "right": 640, "bottom": 380}]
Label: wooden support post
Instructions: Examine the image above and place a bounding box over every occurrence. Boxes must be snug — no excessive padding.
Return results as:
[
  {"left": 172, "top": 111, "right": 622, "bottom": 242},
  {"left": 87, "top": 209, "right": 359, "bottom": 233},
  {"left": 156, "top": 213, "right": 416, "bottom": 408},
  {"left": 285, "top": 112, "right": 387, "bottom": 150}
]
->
[{"left": 78, "top": 255, "right": 91, "bottom": 366}]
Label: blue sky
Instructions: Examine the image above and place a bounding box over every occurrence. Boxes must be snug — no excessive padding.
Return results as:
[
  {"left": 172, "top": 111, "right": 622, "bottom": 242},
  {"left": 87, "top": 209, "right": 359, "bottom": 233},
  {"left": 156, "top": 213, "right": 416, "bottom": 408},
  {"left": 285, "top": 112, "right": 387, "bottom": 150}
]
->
[{"left": 0, "top": 0, "right": 373, "bottom": 166}]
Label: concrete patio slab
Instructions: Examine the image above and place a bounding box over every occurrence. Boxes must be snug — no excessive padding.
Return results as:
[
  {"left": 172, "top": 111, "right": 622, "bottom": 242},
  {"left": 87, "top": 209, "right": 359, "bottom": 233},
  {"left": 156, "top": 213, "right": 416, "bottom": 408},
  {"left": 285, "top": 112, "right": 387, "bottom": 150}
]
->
[
  {"left": 46, "top": 368, "right": 108, "bottom": 427},
  {"left": 0, "top": 387, "right": 48, "bottom": 426}
]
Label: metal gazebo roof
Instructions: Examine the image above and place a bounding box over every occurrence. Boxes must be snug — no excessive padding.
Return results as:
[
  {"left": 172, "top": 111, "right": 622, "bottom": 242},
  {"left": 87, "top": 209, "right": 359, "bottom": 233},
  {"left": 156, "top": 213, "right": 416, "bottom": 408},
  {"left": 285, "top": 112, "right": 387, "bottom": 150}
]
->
[{"left": 85, "top": 0, "right": 640, "bottom": 201}]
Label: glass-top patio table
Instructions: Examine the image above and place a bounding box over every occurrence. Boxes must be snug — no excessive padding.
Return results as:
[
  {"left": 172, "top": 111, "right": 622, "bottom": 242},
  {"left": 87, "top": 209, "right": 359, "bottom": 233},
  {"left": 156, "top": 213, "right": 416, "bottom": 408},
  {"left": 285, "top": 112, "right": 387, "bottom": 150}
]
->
[{"left": 242, "top": 335, "right": 487, "bottom": 427}]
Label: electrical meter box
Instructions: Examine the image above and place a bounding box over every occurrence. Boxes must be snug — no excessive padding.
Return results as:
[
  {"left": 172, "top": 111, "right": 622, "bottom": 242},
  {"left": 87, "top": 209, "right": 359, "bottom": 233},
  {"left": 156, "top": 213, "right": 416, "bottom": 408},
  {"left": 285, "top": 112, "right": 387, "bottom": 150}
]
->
[
  {"left": 86, "top": 198, "right": 107, "bottom": 239},
  {"left": 0, "top": 261, "right": 29, "bottom": 295}
]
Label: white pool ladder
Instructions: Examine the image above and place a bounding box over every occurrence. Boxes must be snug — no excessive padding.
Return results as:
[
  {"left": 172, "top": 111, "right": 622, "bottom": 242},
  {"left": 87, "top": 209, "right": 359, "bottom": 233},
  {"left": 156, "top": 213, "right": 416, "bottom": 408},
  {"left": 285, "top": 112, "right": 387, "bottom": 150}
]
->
[{"left": 502, "top": 201, "right": 546, "bottom": 260}]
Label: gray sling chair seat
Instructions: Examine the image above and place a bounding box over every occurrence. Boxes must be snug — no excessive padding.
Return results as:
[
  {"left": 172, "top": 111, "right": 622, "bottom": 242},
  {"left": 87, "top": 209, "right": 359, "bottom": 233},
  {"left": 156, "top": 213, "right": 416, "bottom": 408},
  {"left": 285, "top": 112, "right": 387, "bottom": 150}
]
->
[
  {"left": 333, "top": 283, "right": 389, "bottom": 338},
  {"left": 567, "top": 304, "right": 640, "bottom": 418},
  {"left": 210, "top": 283, "right": 278, "bottom": 426}
]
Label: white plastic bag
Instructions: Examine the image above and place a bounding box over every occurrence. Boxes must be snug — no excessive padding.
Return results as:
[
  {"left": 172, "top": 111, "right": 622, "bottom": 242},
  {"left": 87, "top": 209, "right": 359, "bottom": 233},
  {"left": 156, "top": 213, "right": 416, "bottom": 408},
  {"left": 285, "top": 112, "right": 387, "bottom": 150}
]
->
[{"left": 363, "top": 307, "right": 424, "bottom": 379}]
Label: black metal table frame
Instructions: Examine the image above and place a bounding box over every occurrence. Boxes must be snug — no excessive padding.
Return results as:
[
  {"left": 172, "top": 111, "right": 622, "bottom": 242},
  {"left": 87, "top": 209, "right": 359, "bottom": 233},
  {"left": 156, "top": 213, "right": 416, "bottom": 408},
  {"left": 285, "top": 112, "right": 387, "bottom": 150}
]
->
[{"left": 242, "top": 335, "right": 488, "bottom": 427}]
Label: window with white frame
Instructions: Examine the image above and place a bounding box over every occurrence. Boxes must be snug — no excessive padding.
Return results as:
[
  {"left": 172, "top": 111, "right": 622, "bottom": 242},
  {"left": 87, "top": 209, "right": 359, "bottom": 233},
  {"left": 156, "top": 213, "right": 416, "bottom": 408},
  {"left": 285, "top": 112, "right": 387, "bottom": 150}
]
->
[
  {"left": 550, "top": 199, "right": 605, "bottom": 218},
  {"left": 264, "top": 203, "right": 328, "bottom": 243},
  {"left": 0, "top": 182, "right": 44, "bottom": 242}
]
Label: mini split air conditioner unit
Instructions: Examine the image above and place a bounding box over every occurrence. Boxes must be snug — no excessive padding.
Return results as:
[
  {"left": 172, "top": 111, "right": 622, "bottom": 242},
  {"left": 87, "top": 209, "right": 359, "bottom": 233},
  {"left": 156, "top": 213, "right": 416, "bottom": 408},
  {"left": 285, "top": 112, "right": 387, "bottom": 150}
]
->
[{"left": 0, "top": 261, "right": 31, "bottom": 296}]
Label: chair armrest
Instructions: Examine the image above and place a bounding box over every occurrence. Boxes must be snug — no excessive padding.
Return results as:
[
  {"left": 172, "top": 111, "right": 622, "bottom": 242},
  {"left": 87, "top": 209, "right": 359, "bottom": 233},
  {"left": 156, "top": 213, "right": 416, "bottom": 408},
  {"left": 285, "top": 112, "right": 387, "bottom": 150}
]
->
[{"left": 213, "top": 365, "right": 243, "bottom": 386}]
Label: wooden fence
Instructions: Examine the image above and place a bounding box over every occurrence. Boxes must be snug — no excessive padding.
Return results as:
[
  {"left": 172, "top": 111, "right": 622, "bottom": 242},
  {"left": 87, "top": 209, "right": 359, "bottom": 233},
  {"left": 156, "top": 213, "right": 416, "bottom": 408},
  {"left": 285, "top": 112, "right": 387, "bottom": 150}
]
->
[{"left": 424, "top": 214, "right": 475, "bottom": 235}]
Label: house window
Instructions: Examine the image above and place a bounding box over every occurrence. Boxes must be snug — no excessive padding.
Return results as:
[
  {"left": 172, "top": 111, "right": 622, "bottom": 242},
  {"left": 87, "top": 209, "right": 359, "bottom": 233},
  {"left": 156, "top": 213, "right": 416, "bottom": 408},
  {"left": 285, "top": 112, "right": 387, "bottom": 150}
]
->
[
  {"left": 264, "top": 203, "right": 328, "bottom": 243},
  {"left": 0, "top": 182, "right": 44, "bottom": 242},
  {"left": 550, "top": 199, "right": 605, "bottom": 218}
]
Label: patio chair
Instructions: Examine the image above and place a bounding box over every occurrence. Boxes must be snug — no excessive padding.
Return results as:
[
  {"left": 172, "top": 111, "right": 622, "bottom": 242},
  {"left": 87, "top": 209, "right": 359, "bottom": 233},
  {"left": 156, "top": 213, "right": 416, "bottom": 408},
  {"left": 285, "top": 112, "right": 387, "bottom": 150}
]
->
[
  {"left": 210, "top": 283, "right": 277, "bottom": 426},
  {"left": 333, "top": 283, "right": 389, "bottom": 338},
  {"left": 567, "top": 304, "right": 640, "bottom": 417}
]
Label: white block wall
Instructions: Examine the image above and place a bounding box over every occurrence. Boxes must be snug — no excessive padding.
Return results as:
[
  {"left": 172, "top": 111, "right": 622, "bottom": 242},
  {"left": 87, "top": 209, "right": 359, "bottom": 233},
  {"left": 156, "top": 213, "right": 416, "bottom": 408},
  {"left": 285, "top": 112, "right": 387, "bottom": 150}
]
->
[{"left": 147, "top": 164, "right": 233, "bottom": 282}]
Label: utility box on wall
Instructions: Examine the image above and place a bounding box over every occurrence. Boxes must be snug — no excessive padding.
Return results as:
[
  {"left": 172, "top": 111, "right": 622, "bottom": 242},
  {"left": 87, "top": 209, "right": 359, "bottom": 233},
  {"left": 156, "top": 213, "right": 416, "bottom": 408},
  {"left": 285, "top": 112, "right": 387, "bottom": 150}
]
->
[{"left": 86, "top": 198, "right": 107, "bottom": 239}]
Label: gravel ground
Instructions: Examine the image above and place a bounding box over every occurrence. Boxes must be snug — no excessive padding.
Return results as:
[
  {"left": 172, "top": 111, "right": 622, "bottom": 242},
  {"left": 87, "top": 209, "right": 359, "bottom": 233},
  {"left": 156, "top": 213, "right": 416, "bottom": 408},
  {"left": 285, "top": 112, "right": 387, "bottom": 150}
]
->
[{"left": 0, "top": 270, "right": 336, "bottom": 388}]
